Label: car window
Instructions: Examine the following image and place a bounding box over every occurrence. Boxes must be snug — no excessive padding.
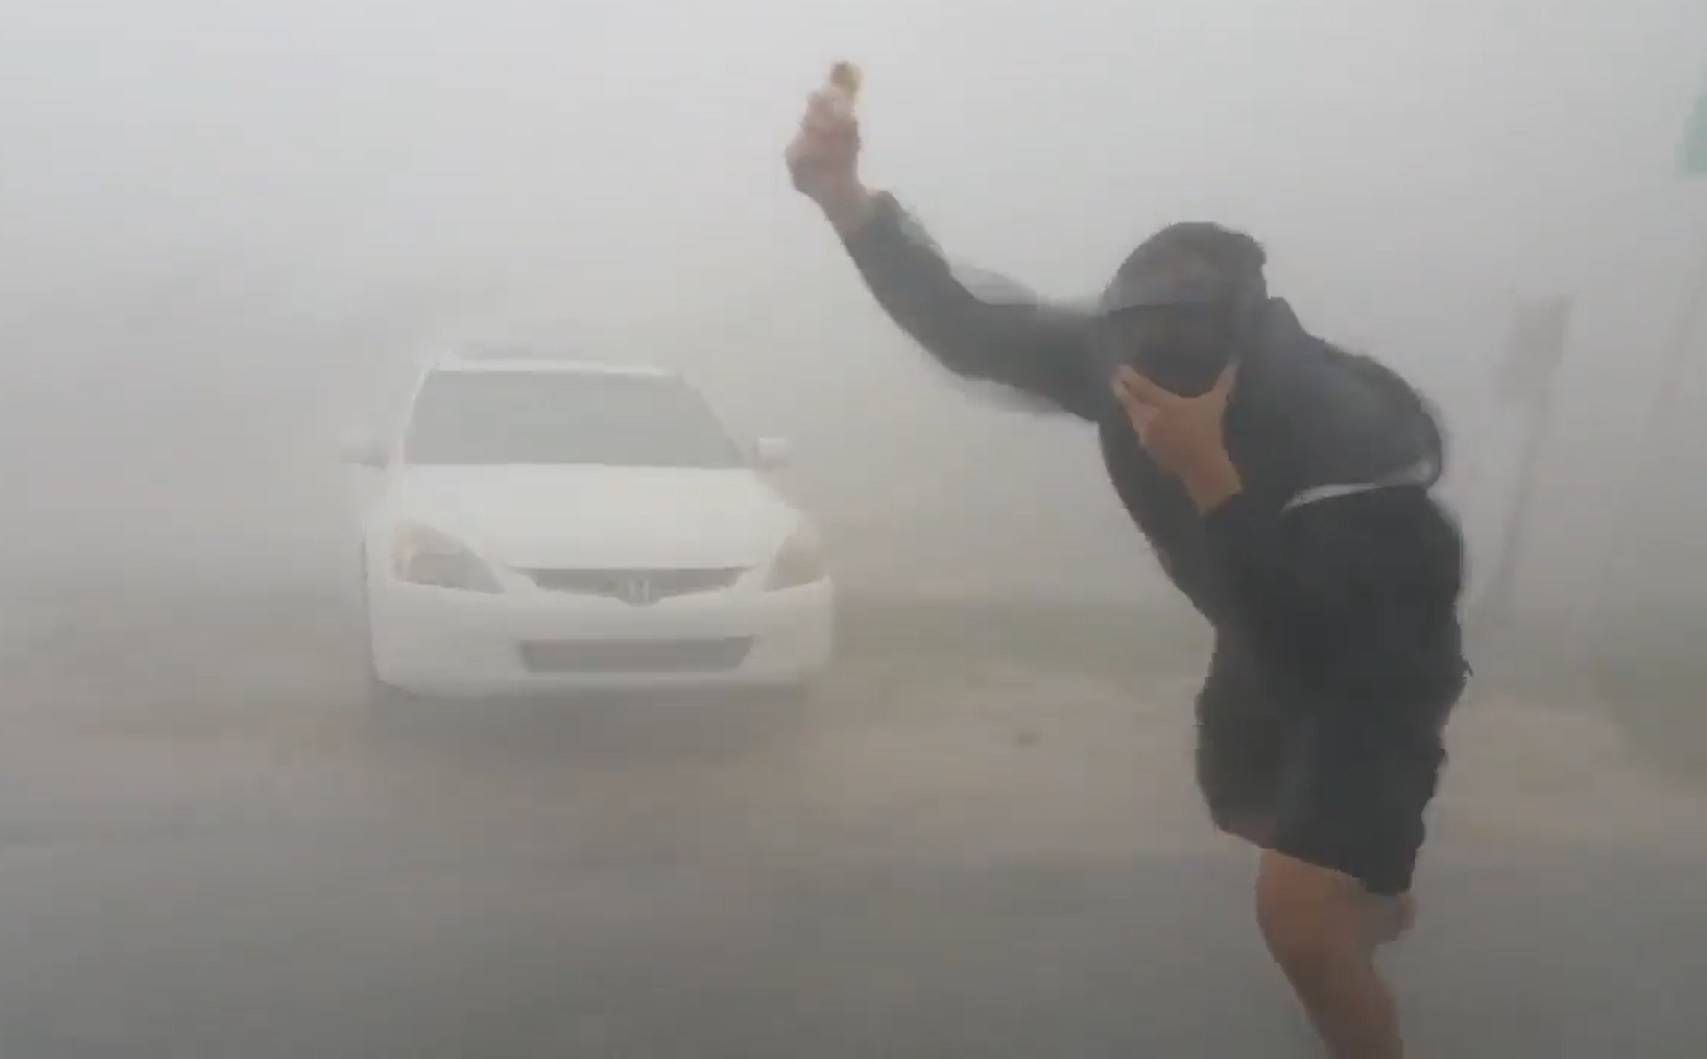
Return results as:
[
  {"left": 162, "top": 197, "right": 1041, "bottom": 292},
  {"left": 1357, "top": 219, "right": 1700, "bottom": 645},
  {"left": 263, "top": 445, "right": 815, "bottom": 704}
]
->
[{"left": 404, "top": 370, "right": 744, "bottom": 468}]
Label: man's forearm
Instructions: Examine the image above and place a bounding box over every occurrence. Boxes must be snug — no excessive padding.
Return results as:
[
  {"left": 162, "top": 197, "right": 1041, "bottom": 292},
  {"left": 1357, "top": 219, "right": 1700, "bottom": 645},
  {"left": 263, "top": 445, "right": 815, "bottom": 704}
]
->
[
  {"left": 1182, "top": 452, "right": 1244, "bottom": 515},
  {"left": 817, "top": 181, "right": 878, "bottom": 238}
]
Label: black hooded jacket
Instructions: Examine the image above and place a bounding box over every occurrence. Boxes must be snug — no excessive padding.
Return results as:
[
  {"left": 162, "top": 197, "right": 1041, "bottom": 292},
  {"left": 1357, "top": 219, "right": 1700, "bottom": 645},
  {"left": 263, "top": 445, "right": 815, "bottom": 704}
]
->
[{"left": 844, "top": 194, "right": 1466, "bottom": 708}]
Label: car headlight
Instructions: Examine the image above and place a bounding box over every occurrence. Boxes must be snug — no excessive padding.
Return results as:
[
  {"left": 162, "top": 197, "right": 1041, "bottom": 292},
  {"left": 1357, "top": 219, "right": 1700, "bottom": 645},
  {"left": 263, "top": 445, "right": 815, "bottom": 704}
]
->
[
  {"left": 393, "top": 523, "right": 502, "bottom": 593},
  {"left": 765, "top": 526, "right": 827, "bottom": 590}
]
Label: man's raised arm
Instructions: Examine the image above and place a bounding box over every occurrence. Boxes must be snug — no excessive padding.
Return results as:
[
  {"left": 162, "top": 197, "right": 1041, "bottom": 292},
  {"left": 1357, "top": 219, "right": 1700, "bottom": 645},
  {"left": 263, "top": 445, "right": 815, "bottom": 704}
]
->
[{"left": 786, "top": 74, "right": 1105, "bottom": 421}]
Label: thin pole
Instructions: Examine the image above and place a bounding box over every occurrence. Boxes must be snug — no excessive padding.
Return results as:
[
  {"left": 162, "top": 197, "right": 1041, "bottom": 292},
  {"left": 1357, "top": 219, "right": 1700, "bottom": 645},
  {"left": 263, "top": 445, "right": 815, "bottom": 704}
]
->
[{"left": 1474, "top": 384, "right": 1553, "bottom": 631}]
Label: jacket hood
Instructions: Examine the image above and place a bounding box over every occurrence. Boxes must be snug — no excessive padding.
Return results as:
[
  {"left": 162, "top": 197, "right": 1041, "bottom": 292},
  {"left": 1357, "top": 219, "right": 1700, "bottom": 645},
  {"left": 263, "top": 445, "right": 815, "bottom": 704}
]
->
[{"left": 1230, "top": 299, "right": 1442, "bottom": 505}]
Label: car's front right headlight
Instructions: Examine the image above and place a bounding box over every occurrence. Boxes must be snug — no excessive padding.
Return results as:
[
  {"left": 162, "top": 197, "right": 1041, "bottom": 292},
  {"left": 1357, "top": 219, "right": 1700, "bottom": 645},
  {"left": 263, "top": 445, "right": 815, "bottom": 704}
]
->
[
  {"left": 393, "top": 523, "right": 502, "bottom": 593},
  {"left": 765, "top": 526, "right": 827, "bottom": 591}
]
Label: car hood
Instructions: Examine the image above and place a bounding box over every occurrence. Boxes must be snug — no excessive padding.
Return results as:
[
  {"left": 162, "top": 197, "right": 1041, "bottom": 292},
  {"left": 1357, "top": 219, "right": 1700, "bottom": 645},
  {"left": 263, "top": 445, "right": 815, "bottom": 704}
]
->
[{"left": 390, "top": 465, "right": 801, "bottom": 570}]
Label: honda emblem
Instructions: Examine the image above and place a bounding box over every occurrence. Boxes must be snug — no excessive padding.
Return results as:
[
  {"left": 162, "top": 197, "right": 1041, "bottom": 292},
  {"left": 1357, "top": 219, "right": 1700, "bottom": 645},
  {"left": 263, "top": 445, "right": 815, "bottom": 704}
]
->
[{"left": 618, "top": 576, "right": 657, "bottom": 606}]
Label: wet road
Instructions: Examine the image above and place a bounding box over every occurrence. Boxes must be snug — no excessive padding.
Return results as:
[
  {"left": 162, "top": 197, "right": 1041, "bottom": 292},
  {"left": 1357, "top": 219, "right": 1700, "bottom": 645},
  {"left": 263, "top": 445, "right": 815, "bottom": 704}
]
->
[{"left": 0, "top": 580, "right": 1701, "bottom": 1057}]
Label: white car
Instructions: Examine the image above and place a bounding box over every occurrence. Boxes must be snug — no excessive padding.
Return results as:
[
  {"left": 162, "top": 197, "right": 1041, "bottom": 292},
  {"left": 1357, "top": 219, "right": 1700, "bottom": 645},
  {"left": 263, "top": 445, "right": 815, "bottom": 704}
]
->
[{"left": 346, "top": 354, "right": 834, "bottom": 704}]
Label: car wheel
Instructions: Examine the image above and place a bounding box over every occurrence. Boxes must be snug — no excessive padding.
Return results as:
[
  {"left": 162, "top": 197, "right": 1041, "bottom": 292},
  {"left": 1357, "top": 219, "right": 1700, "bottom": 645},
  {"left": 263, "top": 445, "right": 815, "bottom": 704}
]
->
[
  {"left": 360, "top": 551, "right": 414, "bottom": 724},
  {"left": 364, "top": 651, "right": 411, "bottom": 704},
  {"left": 760, "top": 679, "right": 818, "bottom": 709},
  {"left": 361, "top": 623, "right": 432, "bottom": 731}
]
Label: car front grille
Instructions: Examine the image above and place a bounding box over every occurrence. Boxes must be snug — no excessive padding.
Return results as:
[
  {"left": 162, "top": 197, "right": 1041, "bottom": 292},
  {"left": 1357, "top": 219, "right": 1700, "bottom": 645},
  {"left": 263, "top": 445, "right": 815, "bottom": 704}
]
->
[
  {"left": 518, "top": 638, "right": 753, "bottom": 675},
  {"left": 525, "top": 567, "right": 744, "bottom": 604}
]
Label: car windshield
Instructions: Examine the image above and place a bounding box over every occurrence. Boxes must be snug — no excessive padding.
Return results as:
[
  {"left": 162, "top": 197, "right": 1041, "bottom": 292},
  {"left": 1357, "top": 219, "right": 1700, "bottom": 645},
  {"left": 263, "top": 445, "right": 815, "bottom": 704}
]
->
[{"left": 404, "top": 370, "right": 744, "bottom": 468}]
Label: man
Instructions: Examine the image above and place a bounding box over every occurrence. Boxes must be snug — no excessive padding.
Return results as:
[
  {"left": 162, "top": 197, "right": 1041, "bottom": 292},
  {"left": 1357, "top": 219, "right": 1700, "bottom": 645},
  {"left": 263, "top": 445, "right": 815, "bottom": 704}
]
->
[{"left": 786, "top": 79, "right": 1468, "bottom": 1059}]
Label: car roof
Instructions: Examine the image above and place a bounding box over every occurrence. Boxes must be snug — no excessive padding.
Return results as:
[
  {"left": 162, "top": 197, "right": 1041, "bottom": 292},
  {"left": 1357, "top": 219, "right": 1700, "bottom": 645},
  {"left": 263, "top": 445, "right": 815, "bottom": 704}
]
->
[
  {"left": 428, "top": 345, "right": 678, "bottom": 381},
  {"left": 432, "top": 359, "right": 677, "bottom": 379}
]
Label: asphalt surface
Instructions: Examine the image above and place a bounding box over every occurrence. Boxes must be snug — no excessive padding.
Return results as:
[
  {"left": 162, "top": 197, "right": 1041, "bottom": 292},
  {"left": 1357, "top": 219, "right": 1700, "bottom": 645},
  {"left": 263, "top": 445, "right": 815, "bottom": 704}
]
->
[{"left": 0, "top": 579, "right": 1702, "bottom": 1058}]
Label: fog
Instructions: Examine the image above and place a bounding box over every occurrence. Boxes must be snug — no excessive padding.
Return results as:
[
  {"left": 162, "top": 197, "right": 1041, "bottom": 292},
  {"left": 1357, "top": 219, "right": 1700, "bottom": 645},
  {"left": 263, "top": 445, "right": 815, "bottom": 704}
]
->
[
  {"left": 2, "top": 2, "right": 1705, "bottom": 1056},
  {"left": 7, "top": 0, "right": 1700, "bottom": 597}
]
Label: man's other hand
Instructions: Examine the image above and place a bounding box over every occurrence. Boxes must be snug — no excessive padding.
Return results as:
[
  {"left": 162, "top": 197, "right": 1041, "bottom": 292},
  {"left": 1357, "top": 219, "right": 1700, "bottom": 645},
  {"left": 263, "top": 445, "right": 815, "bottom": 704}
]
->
[
  {"left": 1114, "top": 364, "right": 1244, "bottom": 512},
  {"left": 786, "top": 72, "right": 874, "bottom": 234}
]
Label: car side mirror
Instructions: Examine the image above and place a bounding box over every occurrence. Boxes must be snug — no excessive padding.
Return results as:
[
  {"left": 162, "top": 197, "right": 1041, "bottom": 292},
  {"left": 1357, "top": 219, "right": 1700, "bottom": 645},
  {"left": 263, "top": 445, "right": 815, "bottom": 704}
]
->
[
  {"left": 339, "top": 434, "right": 388, "bottom": 468},
  {"left": 753, "top": 436, "right": 792, "bottom": 471}
]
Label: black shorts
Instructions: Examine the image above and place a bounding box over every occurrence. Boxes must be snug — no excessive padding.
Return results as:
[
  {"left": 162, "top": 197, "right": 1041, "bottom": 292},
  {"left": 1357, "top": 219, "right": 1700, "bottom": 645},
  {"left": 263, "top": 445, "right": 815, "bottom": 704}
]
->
[{"left": 1194, "top": 637, "right": 1465, "bottom": 896}]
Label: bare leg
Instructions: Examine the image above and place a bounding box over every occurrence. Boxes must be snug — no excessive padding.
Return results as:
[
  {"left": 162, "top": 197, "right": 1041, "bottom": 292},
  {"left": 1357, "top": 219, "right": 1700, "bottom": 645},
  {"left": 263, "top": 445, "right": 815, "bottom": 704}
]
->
[
  {"left": 1220, "top": 820, "right": 1416, "bottom": 946},
  {"left": 1256, "top": 850, "right": 1406, "bottom": 1059}
]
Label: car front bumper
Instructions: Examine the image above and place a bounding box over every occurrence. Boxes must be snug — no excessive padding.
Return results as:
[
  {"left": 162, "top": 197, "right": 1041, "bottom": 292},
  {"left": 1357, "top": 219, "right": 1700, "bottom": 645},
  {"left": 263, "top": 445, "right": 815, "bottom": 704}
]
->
[{"left": 368, "top": 573, "right": 834, "bottom": 698}]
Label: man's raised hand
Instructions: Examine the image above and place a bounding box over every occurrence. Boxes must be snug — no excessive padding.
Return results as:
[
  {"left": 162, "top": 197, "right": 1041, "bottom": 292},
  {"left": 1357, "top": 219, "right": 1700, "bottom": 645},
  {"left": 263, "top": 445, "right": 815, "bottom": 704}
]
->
[{"left": 786, "top": 63, "right": 874, "bottom": 233}]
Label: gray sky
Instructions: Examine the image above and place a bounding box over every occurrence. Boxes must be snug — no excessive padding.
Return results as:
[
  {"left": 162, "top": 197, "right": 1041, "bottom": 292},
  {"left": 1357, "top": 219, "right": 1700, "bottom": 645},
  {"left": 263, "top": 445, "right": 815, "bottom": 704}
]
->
[{"left": 4, "top": 0, "right": 1705, "bottom": 602}]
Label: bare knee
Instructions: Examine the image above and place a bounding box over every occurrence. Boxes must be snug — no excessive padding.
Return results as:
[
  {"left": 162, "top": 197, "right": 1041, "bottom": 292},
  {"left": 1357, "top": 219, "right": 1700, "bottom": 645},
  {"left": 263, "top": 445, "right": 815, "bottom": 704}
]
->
[
  {"left": 1256, "top": 852, "right": 1405, "bottom": 1058},
  {"left": 1255, "top": 853, "right": 1367, "bottom": 991},
  {"left": 1258, "top": 897, "right": 1345, "bottom": 992}
]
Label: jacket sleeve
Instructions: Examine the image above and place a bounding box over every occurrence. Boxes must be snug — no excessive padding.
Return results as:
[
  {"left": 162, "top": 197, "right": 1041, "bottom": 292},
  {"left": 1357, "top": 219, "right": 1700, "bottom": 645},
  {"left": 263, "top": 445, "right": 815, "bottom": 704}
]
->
[
  {"left": 841, "top": 193, "right": 1109, "bottom": 421},
  {"left": 1202, "top": 486, "right": 1465, "bottom": 702}
]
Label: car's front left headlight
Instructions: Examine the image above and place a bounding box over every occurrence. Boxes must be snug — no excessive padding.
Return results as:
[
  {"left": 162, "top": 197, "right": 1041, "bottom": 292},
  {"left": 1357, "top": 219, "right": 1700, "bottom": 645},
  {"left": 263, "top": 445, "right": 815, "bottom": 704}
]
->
[
  {"left": 393, "top": 523, "right": 502, "bottom": 593},
  {"left": 765, "top": 526, "right": 827, "bottom": 590}
]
